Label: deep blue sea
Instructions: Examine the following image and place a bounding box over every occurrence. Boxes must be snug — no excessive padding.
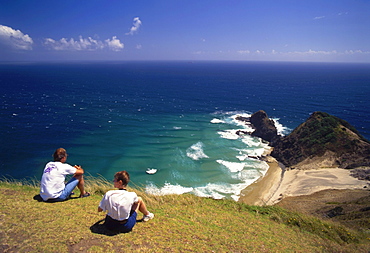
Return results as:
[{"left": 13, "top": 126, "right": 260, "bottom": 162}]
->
[{"left": 1, "top": 61, "right": 369, "bottom": 200}]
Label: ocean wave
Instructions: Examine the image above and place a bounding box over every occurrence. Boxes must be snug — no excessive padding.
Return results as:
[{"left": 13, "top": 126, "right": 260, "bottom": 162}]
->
[
  {"left": 145, "top": 182, "right": 193, "bottom": 195},
  {"left": 272, "top": 118, "right": 291, "bottom": 136},
  {"left": 235, "top": 148, "right": 267, "bottom": 161},
  {"left": 216, "top": 160, "right": 245, "bottom": 172},
  {"left": 193, "top": 182, "right": 249, "bottom": 200},
  {"left": 146, "top": 178, "right": 263, "bottom": 201},
  {"left": 144, "top": 156, "right": 269, "bottom": 201},
  {"left": 217, "top": 129, "right": 240, "bottom": 140},
  {"left": 210, "top": 118, "right": 225, "bottom": 124},
  {"left": 186, "top": 142, "right": 209, "bottom": 160}
]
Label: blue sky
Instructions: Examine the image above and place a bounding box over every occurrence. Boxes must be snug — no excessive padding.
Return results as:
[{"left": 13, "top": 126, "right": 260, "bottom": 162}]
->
[{"left": 1, "top": 0, "right": 369, "bottom": 62}]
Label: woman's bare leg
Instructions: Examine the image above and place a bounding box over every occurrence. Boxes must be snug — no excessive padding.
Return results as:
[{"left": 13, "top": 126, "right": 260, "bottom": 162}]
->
[{"left": 132, "top": 197, "right": 150, "bottom": 215}]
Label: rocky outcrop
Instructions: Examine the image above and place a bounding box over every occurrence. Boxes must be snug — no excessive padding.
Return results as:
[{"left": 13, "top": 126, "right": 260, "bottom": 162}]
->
[
  {"left": 271, "top": 111, "right": 370, "bottom": 169},
  {"left": 236, "top": 110, "right": 279, "bottom": 142},
  {"left": 250, "top": 110, "right": 279, "bottom": 143}
]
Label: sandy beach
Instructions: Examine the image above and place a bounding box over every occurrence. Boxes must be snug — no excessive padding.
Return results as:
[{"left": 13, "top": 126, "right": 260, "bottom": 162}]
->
[
  {"left": 239, "top": 156, "right": 368, "bottom": 206},
  {"left": 239, "top": 156, "right": 282, "bottom": 205}
]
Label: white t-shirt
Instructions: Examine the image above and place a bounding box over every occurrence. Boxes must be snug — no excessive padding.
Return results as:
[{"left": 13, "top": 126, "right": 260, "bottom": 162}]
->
[
  {"left": 40, "top": 161, "right": 77, "bottom": 201},
  {"left": 99, "top": 190, "right": 139, "bottom": 221}
]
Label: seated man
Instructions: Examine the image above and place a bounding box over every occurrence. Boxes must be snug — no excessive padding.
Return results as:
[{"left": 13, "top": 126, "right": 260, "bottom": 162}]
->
[
  {"left": 98, "top": 170, "right": 154, "bottom": 233},
  {"left": 40, "top": 148, "right": 90, "bottom": 202}
]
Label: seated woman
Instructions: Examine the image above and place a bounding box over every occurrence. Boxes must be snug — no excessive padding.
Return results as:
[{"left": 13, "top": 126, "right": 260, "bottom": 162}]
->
[{"left": 98, "top": 170, "right": 154, "bottom": 233}]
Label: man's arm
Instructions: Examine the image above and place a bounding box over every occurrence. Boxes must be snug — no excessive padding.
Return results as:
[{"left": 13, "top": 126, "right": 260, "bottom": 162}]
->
[
  {"left": 73, "top": 165, "right": 84, "bottom": 176},
  {"left": 98, "top": 207, "right": 103, "bottom": 212}
]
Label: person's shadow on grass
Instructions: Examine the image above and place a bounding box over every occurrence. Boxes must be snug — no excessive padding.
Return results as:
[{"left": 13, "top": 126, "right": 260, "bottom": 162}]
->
[
  {"left": 90, "top": 219, "right": 120, "bottom": 236},
  {"left": 90, "top": 219, "right": 144, "bottom": 236},
  {"left": 33, "top": 194, "right": 79, "bottom": 202}
]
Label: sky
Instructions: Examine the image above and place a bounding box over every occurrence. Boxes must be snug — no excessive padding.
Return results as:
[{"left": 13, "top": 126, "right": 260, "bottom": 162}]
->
[{"left": 1, "top": 0, "right": 369, "bottom": 63}]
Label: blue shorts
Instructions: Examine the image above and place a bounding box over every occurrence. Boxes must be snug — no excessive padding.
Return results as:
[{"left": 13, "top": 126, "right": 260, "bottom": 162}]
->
[
  {"left": 52, "top": 177, "right": 79, "bottom": 202},
  {"left": 104, "top": 211, "right": 137, "bottom": 233}
]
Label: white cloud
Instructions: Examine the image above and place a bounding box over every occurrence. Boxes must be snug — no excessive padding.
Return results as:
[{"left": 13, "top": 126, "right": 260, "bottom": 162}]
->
[
  {"left": 294, "top": 49, "right": 337, "bottom": 55},
  {"left": 0, "top": 25, "right": 33, "bottom": 50},
  {"left": 236, "top": 49, "right": 370, "bottom": 57},
  {"left": 126, "top": 17, "right": 142, "bottom": 35},
  {"left": 44, "top": 36, "right": 104, "bottom": 51},
  {"left": 237, "top": 50, "right": 250, "bottom": 54},
  {"left": 271, "top": 49, "right": 344, "bottom": 56},
  {"left": 281, "top": 49, "right": 370, "bottom": 57},
  {"left": 313, "top": 16, "right": 325, "bottom": 20},
  {"left": 344, "top": 50, "right": 370, "bottom": 55},
  {"left": 105, "top": 36, "right": 124, "bottom": 51},
  {"left": 44, "top": 35, "right": 123, "bottom": 51}
]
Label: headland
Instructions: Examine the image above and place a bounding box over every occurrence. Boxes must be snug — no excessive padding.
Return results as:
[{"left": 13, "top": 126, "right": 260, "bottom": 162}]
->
[{"left": 238, "top": 110, "right": 370, "bottom": 206}]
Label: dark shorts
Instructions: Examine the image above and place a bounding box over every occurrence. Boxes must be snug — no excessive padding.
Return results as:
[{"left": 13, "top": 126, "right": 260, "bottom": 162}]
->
[{"left": 104, "top": 211, "right": 137, "bottom": 233}]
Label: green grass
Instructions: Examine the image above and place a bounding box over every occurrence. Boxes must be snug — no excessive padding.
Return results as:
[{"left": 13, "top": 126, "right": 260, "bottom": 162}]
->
[{"left": 1, "top": 177, "right": 369, "bottom": 252}]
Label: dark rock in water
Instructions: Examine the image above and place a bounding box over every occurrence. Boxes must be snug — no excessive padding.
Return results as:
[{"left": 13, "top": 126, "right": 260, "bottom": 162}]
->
[
  {"left": 271, "top": 111, "right": 370, "bottom": 169},
  {"left": 235, "top": 115, "right": 250, "bottom": 123},
  {"left": 249, "top": 110, "right": 279, "bottom": 143},
  {"left": 236, "top": 130, "right": 249, "bottom": 136}
]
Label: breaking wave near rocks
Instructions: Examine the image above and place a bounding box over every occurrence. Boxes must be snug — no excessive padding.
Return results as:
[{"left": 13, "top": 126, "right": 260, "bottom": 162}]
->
[{"left": 144, "top": 111, "right": 289, "bottom": 201}]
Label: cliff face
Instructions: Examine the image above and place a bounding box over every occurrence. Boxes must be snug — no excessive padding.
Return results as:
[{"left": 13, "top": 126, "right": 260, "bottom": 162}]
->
[{"left": 271, "top": 112, "right": 370, "bottom": 169}]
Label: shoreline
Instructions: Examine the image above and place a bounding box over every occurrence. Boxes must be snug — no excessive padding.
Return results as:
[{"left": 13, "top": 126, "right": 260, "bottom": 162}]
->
[
  {"left": 238, "top": 156, "right": 368, "bottom": 206},
  {"left": 238, "top": 156, "right": 282, "bottom": 205}
]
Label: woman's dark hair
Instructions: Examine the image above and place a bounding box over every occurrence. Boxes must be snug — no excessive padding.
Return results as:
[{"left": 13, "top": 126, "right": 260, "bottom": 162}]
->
[{"left": 114, "top": 171, "right": 130, "bottom": 186}]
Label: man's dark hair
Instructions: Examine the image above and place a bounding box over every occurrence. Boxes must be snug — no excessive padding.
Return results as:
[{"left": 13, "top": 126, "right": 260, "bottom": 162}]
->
[{"left": 53, "top": 148, "right": 67, "bottom": 162}]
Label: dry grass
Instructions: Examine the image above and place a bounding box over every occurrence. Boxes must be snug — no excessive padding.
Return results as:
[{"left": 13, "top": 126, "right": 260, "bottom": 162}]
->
[{"left": 1, "top": 178, "right": 369, "bottom": 252}]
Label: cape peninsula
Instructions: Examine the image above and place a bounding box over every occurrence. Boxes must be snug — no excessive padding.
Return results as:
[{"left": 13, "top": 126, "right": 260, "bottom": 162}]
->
[
  {"left": 249, "top": 110, "right": 370, "bottom": 170},
  {"left": 239, "top": 110, "right": 370, "bottom": 207},
  {"left": 273, "top": 111, "right": 370, "bottom": 170}
]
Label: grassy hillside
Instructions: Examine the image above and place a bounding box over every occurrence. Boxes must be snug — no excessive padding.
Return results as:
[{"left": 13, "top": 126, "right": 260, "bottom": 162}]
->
[
  {"left": 1, "top": 177, "right": 369, "bottom": 252},
  {"left": 271, "top": 111, "right": 370, "bottom": 169}
]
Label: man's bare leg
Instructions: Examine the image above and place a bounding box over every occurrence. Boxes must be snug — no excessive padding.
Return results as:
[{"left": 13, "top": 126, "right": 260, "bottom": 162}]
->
[{"left": 74, "top": 174, "right": 87, "bottom": 197}]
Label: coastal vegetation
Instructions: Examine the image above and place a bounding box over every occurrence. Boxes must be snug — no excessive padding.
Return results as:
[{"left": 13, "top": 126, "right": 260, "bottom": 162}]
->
[
  {"left": 271, "top": 111, "right": 370, "bottom": 169},
  {"left": 1, "top": 176, "right": 369, "bottom": 252}
]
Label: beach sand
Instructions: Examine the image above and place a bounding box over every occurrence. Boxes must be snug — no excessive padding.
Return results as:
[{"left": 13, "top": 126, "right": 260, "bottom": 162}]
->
[
  {"left": 238, "top": 156, "right": 282, "bottom": 205},
  {"left": 238, "top": 156, "right": 367, "bottom": 206}
]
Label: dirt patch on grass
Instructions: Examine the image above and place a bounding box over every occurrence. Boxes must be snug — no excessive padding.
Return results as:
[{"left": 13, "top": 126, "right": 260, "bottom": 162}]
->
[
  {"left": 276, "top": 189, "right": 370, "bottom": 232},
  {"left": 68, "top": 238, "right": 106, "bottom": 253},
  {"left": 0, "top": 188, "right": 19, "bottom": 196}
]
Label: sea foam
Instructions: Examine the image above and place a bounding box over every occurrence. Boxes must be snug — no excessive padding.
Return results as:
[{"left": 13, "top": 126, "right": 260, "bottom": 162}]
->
[
  {"left": 216, "top": 160, "right": 245, "bottom": 172},
  {"left": 146, "top": 182, "right": 193, "bottom": 195},
  {"left": 210, "top": 118, "right": 225, "bottom": 124},
  {"left": 186, "top": 142, "right": 209, "bottom": 160},
  {"left": 272, "top": 118, "right": 291, "bottom": 136}
]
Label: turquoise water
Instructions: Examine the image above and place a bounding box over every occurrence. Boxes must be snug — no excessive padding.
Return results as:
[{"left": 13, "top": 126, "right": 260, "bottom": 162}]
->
[{"left": 1, "top": 61, "right": 369, "bottom": 200}]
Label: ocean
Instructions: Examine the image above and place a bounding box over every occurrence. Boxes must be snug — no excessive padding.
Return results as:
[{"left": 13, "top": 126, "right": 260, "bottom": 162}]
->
[{"left": 1, "top": 61, "right": 369, "bottom": 200}]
